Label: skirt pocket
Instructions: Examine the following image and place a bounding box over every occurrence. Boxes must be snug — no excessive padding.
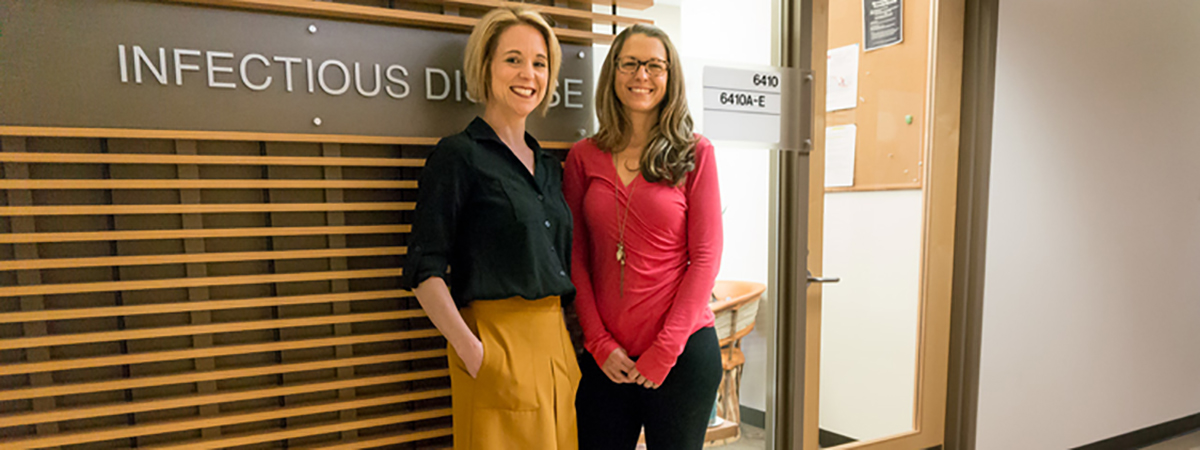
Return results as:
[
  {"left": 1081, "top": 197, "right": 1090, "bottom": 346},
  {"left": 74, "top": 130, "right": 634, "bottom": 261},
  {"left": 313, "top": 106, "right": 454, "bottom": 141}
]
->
[{"left": 475, "top": 322, "right": 541, "bottom": 411}]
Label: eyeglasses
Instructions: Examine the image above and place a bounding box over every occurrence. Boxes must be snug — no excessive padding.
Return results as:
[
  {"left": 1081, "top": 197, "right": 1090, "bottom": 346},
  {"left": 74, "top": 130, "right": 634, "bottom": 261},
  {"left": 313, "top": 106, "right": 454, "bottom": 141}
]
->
[{"left": 615, "top": 57, "right": 669, "bottom": 76}]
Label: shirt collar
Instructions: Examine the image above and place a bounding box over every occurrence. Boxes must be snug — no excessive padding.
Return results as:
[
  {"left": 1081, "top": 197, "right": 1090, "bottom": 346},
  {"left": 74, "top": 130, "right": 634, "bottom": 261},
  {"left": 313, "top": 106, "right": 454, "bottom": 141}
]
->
[{"left": 465, "top": 116, "right": 546, "bottom": 158}]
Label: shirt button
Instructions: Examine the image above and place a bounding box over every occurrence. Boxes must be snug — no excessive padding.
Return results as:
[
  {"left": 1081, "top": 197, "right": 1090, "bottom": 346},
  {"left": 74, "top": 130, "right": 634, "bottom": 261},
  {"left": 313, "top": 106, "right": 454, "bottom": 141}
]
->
[
  {"left": 559, "top": 270, "right": 567, "bottom": 276},
  {"left": 537, "top": 195, "right": 544, "bottom": 201},
  {"left": 544, "top": 220, "right": 551, "bottom": 228}
]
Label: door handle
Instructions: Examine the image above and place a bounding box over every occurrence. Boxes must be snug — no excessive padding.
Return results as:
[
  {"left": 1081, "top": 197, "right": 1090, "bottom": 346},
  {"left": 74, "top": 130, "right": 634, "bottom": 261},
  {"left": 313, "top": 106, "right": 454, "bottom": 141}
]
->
[{"left": 806, "top": 270, "right": 840, "bottom": 284}]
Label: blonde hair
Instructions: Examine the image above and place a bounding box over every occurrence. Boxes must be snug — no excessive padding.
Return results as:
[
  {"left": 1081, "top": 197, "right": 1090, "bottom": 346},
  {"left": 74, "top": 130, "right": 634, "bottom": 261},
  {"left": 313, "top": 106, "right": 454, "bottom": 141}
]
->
[
  {"left": 593, "top": 24, "right": 696, "bottom": 185},
  {"left": 463, "top": 6, "right": 562, "bottom": 115}
]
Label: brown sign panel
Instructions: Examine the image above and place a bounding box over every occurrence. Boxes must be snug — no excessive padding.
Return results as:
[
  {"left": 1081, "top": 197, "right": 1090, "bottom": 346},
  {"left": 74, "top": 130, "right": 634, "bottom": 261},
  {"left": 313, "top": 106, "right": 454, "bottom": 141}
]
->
[{"left": 0, "top": 0, "right": 594, "bottom": 142}]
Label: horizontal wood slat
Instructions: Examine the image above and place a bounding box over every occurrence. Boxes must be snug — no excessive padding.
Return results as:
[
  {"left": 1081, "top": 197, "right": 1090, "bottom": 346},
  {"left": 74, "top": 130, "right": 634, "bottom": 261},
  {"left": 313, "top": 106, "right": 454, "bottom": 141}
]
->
[
  {"left": 314, "top": 428, "right": 455, "bottom": 450},
  {"left": 181, "top": 0, "right": 480, "bottom": 26},
  {"left": 170, "top": 0, "right": 621, "bottom": 43},
  {"left": 0, "top": 152, "right": 424, "bottom": 167},
  {"left": 0, "top": 202, "right": 415, "bottom": 217},
  {"left": 0, "top": 179, "right": 416, "bottom": 190},
  {"left": 571, "top": 0, "right": 654, "bottom": 9},
  {"left": 0, "top": 126, "right": 442, "bottom": 146},
  {"left": 1, "top": 246, "right": 407, "bottom": 271},
  {"left": 0, "top": 329, "right": 442, "bottom": 376},
  {"left": 0, "top": 389, "right": 452, "bottom": 448},
  {"left": 150, "top": 410, "right": 453, "bottom": 450},
  {"left": 1, "top": 310, "right": 425, "bottom": 350},
  {"left": 0, "top": 126, "right": 575, "bottom": 149},
  {"left": 361, "top": 0, "right": 655, "bottom": 11},
  {"left": 2, "top": 369, "right": 449, "bottom": 427},
  {"left": 0, "top": 268, "right": 400, "bottom": 297},
  {"left": 0, "top": 289, "right": 413, "bottom": 324},
  {"left": 440, "top": 0, "right": 652, "bottom": 25},
  {"left": 0, "top": 224, "right": 409, "bottom": 244},
  {"left": 0, "top": 349, "right": 446, "bottom": 402}
]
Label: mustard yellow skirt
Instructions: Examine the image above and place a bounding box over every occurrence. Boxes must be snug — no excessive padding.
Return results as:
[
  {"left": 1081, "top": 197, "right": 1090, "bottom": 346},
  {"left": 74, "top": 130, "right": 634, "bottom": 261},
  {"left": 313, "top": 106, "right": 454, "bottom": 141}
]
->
[{"left": 448, "top": 296, "right": 581, "bottom": 450}]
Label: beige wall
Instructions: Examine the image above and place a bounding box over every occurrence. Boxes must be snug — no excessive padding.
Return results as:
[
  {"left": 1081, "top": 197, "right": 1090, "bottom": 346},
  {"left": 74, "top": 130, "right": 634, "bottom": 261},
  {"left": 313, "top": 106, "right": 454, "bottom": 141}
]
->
[{"left": 977, "top": 1, "right": 1200, "bottom": 448}]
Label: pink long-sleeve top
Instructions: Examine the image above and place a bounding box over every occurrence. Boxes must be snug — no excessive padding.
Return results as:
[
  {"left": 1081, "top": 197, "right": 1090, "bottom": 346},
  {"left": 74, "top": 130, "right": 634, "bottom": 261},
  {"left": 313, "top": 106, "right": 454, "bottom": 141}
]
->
[{"left": 563, "top": 136, "right": 723, "bottom": 385}]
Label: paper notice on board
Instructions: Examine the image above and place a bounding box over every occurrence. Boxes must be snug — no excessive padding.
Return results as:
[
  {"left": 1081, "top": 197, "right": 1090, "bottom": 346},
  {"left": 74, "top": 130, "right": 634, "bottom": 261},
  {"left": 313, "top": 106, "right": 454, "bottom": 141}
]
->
[
  {"left": 826, "top": 44, "right": 859, "bottom": 112},
  {"left": 825, "top": 125, "right": 857, "bottom": 187},
  {"left": 864, "top": 0, "right": 903, "bottom": 51}
]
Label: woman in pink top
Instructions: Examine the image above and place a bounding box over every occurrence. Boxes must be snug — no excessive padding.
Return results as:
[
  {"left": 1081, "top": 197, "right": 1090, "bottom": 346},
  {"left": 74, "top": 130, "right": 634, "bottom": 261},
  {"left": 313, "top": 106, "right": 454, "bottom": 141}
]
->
[{"left": 564, "top": 24, "right": 723, "bottom": 450}]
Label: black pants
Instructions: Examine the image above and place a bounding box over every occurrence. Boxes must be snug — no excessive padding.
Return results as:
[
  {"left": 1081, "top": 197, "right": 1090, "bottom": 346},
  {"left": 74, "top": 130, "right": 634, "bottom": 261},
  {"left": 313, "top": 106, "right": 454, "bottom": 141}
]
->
[{"left": 576, "top": 327, "right": 723, "bottom": 450}]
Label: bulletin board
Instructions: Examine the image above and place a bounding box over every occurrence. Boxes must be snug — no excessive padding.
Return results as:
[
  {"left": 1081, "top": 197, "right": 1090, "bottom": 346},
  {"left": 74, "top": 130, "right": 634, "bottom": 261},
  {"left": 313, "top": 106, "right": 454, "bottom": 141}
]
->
[{"left": 824, "top": 0, "right": 930, "bottom": 192}]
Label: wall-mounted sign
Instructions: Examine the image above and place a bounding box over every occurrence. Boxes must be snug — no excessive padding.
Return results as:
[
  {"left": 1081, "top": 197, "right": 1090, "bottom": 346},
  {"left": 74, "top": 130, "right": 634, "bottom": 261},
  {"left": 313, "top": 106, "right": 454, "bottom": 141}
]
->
[
  {"left": 702, "top": 66, "right": 796, "bottom": 148},
  {"left": 0, "top": 0, "right": 593, "bottom": 142},
  {"left": 864, "top": 0, "right": 903, "bottom": 51}
]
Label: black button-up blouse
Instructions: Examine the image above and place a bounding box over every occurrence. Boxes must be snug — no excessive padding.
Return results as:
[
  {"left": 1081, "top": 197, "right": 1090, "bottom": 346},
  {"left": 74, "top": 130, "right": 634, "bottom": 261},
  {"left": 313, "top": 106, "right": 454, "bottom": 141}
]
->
[{"left": 401, "top": 117, "right": 575, "bottom": 307}]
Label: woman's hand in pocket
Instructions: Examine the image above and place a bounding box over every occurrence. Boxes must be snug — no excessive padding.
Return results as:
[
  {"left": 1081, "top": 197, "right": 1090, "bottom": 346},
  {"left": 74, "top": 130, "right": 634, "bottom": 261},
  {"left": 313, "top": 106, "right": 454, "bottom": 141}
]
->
[{"left": 462, "top": 337, "right": 485, "bottom": 378}]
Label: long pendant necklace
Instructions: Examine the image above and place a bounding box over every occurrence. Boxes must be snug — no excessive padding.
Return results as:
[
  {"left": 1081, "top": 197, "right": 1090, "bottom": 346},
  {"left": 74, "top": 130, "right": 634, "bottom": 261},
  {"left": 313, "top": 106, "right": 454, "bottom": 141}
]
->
[{"left": 614, "top": 153, "right": 638, "bottom": 297}]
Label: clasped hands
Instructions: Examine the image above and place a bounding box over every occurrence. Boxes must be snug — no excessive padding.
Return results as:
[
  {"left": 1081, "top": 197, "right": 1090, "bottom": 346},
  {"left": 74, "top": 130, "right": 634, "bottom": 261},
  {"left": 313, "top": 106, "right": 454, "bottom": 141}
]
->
[
  {"left": 461, "top": 341, "right": 659, "bottom": 389},
  {"left": 602, "top": 348, "right": 660, "bottom": 389}
]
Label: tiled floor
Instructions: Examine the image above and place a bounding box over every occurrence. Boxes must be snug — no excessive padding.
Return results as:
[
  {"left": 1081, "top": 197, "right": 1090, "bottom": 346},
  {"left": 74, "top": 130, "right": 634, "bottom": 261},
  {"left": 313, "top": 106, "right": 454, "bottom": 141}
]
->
[{"left": 1142, "top": 430, "right": 1200, "bottom": 450}]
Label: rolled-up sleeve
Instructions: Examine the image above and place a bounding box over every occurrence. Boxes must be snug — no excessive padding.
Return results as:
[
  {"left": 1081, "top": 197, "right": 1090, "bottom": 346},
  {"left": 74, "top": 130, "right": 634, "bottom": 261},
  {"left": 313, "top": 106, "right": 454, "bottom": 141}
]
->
[{"left": 400, "top": 138, "right": 472, "bottom": 290}]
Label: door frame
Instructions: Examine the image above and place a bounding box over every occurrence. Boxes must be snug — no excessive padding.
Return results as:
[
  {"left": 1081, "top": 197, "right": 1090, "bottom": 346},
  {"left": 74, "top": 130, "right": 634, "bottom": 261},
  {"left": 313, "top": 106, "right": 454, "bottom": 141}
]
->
[
  {"left": 786, "top": 0, "right": 969, "bottom": 448},
  {"left": 770, "top": 0, "right": 817, "bottom": 448},
  {"left": 943, "top": 0, "right": 1001, "bottom": 449}
]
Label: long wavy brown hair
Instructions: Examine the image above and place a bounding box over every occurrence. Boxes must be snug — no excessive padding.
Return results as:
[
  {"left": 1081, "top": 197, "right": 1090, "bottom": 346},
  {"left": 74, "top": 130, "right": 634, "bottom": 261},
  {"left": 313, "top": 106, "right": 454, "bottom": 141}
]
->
[{"left": 593, "top": 24, "right": 696, "bottom": 186}]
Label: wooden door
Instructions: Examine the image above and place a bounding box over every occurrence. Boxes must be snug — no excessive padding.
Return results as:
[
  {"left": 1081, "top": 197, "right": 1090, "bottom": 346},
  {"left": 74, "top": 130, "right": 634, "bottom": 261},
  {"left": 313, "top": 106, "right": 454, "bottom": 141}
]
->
[{"left": 801, "top": 0, "right": 965, "bottom": 448}]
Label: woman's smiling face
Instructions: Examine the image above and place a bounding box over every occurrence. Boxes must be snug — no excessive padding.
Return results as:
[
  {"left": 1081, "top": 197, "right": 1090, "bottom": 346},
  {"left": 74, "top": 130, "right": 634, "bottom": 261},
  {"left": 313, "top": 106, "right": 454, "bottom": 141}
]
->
[
  {"left": 487, "top": 23, "right": 549, "bottom": 118},
  {"left": 613, "top": 33, "right": 669, "bottom": 114}
]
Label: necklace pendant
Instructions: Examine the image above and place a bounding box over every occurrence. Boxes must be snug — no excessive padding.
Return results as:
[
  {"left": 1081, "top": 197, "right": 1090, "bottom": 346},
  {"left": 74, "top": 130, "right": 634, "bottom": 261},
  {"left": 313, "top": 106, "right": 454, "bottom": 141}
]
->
[{"left": 616, "top": 242, "right": 625, "bottom": 264}]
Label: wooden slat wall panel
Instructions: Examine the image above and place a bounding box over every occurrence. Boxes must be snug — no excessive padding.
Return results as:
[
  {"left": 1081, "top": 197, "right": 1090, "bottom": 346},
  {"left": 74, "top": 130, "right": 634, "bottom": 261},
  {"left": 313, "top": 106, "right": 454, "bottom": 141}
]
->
[
  {"left": 1, "top": 136, "right": 64, "bottom": 440},
  {"left": 0, "top": 1, "right": 625, "bottom": 448},
  {"left": 0, "top": 225, "right": 412, "bottom": 244},
  {"left": 0, "top": 152, "right": 426, "bottom": 167},
  {"left": 0, "top": 203, "right": 417, "bottom": 217},
  {"left": 0, "top": 350, "right": 447, "bottom": 404},
  {"left": 0, "top": 135, "right": 451, "bottom": 450}
]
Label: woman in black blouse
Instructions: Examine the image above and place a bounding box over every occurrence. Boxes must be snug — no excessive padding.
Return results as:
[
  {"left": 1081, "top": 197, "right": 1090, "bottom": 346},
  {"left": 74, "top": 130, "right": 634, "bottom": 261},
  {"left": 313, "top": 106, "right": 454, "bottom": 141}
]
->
[{"left": 399, "top": 6, "right": 580, "bottom": 450}]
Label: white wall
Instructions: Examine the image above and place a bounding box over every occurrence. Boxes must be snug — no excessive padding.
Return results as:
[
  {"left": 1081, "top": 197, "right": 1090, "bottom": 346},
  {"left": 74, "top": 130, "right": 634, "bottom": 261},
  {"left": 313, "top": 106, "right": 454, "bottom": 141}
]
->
[
  {"left": 977, "top": 1, "right": 1200, "bottom": 449},
  {"left": 678, "top": 0, "right": 776, "bottom": 414},
  {"left": 819, "top": 190, "right": 922, "bottom": 440}
]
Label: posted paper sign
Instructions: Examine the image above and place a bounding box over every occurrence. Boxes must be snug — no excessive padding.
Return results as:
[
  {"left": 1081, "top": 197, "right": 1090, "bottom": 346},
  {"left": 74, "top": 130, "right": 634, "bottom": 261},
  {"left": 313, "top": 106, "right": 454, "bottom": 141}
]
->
[
  {"left": 825, "top": 124, "right": 857, "bottom": 187},
  {"left": 826, "top": 44, "right": 860, "bottom": 112},
  {"left": 864, "top": 0, "right": 903, "bottom": 51}
]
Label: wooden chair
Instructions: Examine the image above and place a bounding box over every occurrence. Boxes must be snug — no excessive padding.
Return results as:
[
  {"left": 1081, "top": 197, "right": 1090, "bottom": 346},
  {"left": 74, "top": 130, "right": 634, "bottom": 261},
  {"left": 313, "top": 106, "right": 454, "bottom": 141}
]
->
[{"left": 706, "top": 280, "right": 767, "bottom": 444}]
